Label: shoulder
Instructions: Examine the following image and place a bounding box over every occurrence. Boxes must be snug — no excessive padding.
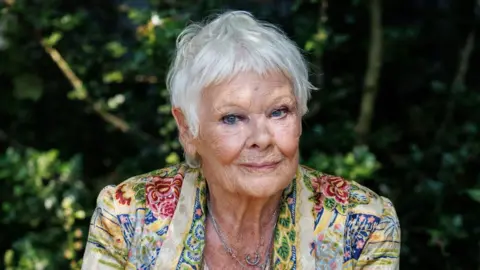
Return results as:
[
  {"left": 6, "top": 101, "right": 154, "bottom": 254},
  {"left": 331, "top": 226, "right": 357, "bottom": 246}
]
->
[
  {"left": 300, "top": 165, "right": 400, "bottom": 264},
  {"left": 299, "top": 164, "right": 397, "bottom": 218},
  {"left": 95, "top": 163, "right": 190, "bottom": 216}
]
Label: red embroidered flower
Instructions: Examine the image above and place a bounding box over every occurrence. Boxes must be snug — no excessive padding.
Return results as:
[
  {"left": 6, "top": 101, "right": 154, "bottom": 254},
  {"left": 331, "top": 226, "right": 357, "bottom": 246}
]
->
[
  {"left": 115, "top": 184, "right": 132, "bottom": 205},
  {"left": 319, "top": 175, "right": 349, "bottom": 205},
  {"left": 156, "top": 201, "right": 177, "bottom": 218},
  {"left": 146, "top": 174, "right": 183, "bottom": 219}
]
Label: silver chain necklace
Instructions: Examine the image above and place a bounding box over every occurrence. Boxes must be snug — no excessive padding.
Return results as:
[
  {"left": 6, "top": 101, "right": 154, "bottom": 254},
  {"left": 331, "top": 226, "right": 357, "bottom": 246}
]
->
[{"left": 206, "top": 198, "right": 278, "bottom": 269}]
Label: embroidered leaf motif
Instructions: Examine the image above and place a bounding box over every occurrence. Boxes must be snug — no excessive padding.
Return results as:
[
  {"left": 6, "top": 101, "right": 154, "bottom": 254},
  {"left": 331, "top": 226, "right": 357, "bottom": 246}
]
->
[
  {"left": 179, "top": 264, "right": 194, "bottom": 270},
  {"left": 280, "top": 201, "right": 288, "bottom": 215},
  {"left": 324, "top": 197, "right": 336, "bottom": 210},
  {"left": 279, "top": 217, "right": 290, "bottom": 228},
  {"left": 278, "top": 236, "right": 290, "bottom": 261},
  {"left": 337, "top": 204, "right": 348, "bottom": 215},
  {"left": 133, "top": 182, "right": 146, "bottom": 204},
  {"left": 288, "top": 230, "right": 296, "bottom": 242},
  {"left": 303, "top": 176, "right": 314, "bottom": 192},
  {"left": 274, "top": 227, "right": 280, "bottom": 242},
  {"left": 349, "top": 191, "right": 370, "bottom": 206}
]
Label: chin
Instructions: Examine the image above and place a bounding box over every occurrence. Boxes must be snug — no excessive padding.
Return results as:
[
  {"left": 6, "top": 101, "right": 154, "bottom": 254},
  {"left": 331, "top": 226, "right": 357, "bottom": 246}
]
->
[{"left": 239, "top": 175, "right": 293, "bottom": 198}]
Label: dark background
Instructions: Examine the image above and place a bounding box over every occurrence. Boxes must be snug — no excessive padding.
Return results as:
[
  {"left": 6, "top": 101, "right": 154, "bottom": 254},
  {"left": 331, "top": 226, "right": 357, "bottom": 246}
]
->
[{"left": 1, "top": 0, "right": 479, "bottom": 269}]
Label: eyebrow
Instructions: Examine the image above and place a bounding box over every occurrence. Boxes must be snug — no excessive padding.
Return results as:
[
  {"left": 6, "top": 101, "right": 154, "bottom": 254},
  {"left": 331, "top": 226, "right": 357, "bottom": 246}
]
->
[{"left": 214, "top": 95, "right": 296, "bottom": 111}]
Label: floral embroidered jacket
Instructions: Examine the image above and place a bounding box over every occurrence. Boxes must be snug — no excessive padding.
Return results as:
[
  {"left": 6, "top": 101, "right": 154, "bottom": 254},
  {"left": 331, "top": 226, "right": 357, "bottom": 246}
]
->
[{"left": 82, "top": 163, "right": 401, "bottom": 269}]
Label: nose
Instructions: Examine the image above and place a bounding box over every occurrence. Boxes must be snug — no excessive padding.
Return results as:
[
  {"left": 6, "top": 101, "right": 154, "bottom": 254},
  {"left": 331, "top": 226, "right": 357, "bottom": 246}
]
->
[{"left": 246, "top": 116, "right": 273, "bottom": 150}]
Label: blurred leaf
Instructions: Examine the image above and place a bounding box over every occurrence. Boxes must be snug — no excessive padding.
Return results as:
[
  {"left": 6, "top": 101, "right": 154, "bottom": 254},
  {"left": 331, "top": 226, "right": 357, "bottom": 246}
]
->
[
  {"left": 466, "top": 189, "right": 480, "bottom": 203},
  {"left": 103, "top": 71, "right": 124, "bottom": 83},
  {"left": 67, "top": 86, "right": 88, "bottom": 100},
  {"left": 105, "top": 41, "right": 127, "bottom": 58},
  {"left": 107, "top": 94, "right": 126, "bottom": 110},
  {"left": 305, "top": 40, "right": 315, "bottom": 51},
  {"left": 43, "top": 31, "right": 63, "bottom": 47},
  {"left": 12, "top": 74, "right": 43, "bottom": 101},
  {"left": 166, "top": 152, "right": 180, "bottom": 165}
]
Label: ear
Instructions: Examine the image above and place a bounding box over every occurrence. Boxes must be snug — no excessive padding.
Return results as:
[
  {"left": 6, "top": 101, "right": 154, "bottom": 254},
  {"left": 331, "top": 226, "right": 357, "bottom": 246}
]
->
[
  {"left": 172, "top": 107, "right": 197, "bottom": 157},
  {"left": 299, "top": 119, "right": 303, "bottom": 136}
]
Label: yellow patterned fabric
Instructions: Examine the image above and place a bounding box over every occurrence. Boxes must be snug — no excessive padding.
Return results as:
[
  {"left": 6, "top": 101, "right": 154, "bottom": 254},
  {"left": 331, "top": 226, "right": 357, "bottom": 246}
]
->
[{"left": 82, "top": 163, "right": 400, "bottom": 269}]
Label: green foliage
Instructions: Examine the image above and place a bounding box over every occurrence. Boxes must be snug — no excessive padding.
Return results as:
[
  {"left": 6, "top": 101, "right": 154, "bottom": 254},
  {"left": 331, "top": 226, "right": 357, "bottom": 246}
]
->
[
  {"left": 306, "top": 145, "right": 381, "bottom": 181},
  {"left": 0, "top": 148, "right": 89, "bottom": 270}
]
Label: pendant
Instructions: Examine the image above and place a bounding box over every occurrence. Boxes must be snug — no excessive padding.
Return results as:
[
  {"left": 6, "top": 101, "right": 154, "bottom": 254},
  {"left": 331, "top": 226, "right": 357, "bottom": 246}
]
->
[{"left": 245, "top": 251, "right": 261, "bottom": 266}]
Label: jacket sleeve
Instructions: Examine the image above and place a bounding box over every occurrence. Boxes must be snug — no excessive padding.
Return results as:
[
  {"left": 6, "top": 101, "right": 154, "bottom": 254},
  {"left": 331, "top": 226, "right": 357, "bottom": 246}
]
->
[
  {"left": 355, "top": 197, "right": 401, "bottom": 269},
  {"left": 81, "top": 186, "right": 128, "bottom": 269}
]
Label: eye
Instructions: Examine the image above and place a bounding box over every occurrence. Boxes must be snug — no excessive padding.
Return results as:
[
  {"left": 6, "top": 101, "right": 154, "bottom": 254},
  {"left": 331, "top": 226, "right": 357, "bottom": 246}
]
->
[
  {"left": 271, "top": 107, "right": 289, "bottom": 118},
  {"left": 221, "top": 114, "right": 242, "bottom": 125}
]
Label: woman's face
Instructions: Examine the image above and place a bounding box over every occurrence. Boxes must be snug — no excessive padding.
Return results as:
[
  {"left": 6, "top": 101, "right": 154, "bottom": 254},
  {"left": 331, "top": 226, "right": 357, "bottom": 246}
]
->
[{"left": 193, "top": 71, "right": 301, "bottom": 198}]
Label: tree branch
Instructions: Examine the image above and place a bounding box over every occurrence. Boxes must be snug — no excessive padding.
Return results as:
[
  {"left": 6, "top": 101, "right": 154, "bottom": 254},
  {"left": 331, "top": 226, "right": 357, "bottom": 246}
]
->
[
  {"left": 4, "top": 0, "right": 133, "bottom": 134},
  {"left": 41, "top": 42, "right": 131, "bottom": 133},
  {"left": 304, "top": 0, "right": 328, "bottom": 119},
  {"left": 435, "top": 24, "right": 476, "bottom": 141},
  {"left": 354, "top": 0, "right": 383, "bottom": 144}
]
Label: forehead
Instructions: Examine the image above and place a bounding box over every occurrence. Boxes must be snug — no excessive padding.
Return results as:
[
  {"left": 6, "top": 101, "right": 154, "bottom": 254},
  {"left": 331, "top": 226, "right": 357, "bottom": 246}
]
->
[{"left": 202, "top": 71, "right": 294, "bottom": 108}]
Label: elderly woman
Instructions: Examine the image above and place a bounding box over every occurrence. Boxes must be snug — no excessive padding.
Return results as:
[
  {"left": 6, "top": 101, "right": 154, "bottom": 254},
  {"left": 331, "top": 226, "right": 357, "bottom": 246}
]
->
[{"left": 82, "top": 10, "right": 400, "bottom": 270}]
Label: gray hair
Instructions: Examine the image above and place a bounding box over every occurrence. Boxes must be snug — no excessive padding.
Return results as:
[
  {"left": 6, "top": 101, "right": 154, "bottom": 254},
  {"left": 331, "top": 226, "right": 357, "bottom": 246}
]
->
[{"left": 166, "top": 10, "right": 316, "bottom": 167}]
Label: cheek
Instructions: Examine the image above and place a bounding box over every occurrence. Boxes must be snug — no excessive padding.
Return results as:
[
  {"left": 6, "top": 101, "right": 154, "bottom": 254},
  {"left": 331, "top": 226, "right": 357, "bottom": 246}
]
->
[
  {"left": 198, "top": 125, "right": 246, "bottom": 164},
  {"left": 272, "top": 119, "right": 301, "bottom": 157}
]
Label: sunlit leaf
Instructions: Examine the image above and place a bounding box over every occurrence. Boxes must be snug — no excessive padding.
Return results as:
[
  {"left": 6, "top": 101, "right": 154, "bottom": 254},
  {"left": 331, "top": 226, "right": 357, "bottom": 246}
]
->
[
  {"left": 103, "top": 71, "right": 124, "bottom": 83},
  {"left": 43, "top": 32, "right": 63, "bottom": 47},
  {"left": 105, "top": 41, "right": 127, "bottom": 58},
  {"left": 107, "top": 94, "right": 126, "bottom": 109},
  {"left": 165, "top": 152, "right": 179, "bottom": 164}
]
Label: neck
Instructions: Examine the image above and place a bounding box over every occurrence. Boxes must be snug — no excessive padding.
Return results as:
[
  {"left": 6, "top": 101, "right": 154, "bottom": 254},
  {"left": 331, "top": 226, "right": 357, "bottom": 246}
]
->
[{"left": 206, "top": 183, "right": 282, "bottom": 237}]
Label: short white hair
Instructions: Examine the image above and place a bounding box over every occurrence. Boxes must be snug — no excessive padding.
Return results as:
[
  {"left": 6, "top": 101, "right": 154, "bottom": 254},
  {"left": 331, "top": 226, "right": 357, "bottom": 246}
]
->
[{"left": 166, "top": 10, "right": 316, "bottom": 167}]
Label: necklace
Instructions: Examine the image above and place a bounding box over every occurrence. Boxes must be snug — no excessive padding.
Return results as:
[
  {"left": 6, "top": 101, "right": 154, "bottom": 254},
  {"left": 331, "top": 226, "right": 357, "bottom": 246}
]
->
[{"left": 206, "top": 199, "right": 278, "bottom": 269}]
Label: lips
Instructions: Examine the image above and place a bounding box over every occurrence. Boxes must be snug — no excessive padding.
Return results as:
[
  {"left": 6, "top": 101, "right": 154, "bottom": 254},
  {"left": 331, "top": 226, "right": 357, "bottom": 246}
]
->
[{"left": 240, "top": 161, "right": 280, "bottom": 169}]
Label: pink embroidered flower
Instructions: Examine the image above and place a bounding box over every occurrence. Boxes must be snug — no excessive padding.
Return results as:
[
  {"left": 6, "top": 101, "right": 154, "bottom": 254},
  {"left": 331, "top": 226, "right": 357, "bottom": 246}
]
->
[
  {"left": 317, "top": 233, "right": 325, "bottom": 242},
  {"left": 156, "top": 201, "right": 176, "bottom": 218},
  {"left": 146, "top": 174, "right": 184, "bottom": 219},
  {"left": 196, "top": 208, "right": 202, "bottom": 216},
  {"left": 288, "top": 197, "right": 294, "bottom": 205},
  {"left": 319, "top": 175, "right": 349, "bottom": 205},
  {"left": 359, "top": 215, "right": 366, "bottom": 222},
  {"left": 120, "top": 216, "right": 129, "bottom": 224},
  {"left": 368, "top": 216, "right": 375, "bottom": 223},
  {"left": 356, "top": 239, "right": 365, "bottom": 249}
]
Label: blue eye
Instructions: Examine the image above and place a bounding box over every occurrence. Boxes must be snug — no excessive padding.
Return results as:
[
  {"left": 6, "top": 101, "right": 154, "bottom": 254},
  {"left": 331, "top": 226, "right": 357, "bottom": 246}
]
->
[
  {"left": 221, "top": 114, "right": 240, "bottom": 125},
  {"left": 271, "top": 108, "right": 288, "bottom": 118}
]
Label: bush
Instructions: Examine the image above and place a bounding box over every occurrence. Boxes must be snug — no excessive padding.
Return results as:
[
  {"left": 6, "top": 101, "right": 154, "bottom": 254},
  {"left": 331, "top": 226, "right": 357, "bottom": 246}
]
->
[{"left": 0, "top": 148, "right": 90, "bottom": 270}]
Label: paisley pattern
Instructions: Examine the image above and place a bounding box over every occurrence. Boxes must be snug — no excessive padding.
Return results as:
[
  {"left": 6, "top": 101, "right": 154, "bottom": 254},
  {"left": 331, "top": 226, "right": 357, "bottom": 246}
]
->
[{"left": 82, "top": 163, "right": 400, "bottom": 269}]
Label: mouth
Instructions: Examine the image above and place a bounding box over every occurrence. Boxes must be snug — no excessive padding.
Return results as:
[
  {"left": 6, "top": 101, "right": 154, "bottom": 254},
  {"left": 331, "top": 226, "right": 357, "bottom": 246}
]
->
[{"left": 239, "top": 161, "right": 281, "bottom": 170}]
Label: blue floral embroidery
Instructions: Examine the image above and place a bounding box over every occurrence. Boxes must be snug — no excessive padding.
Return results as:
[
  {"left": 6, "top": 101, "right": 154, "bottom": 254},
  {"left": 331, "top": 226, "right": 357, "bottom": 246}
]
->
[{"left": 344, "top": 213, "right": 380, "bottom": 261}]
